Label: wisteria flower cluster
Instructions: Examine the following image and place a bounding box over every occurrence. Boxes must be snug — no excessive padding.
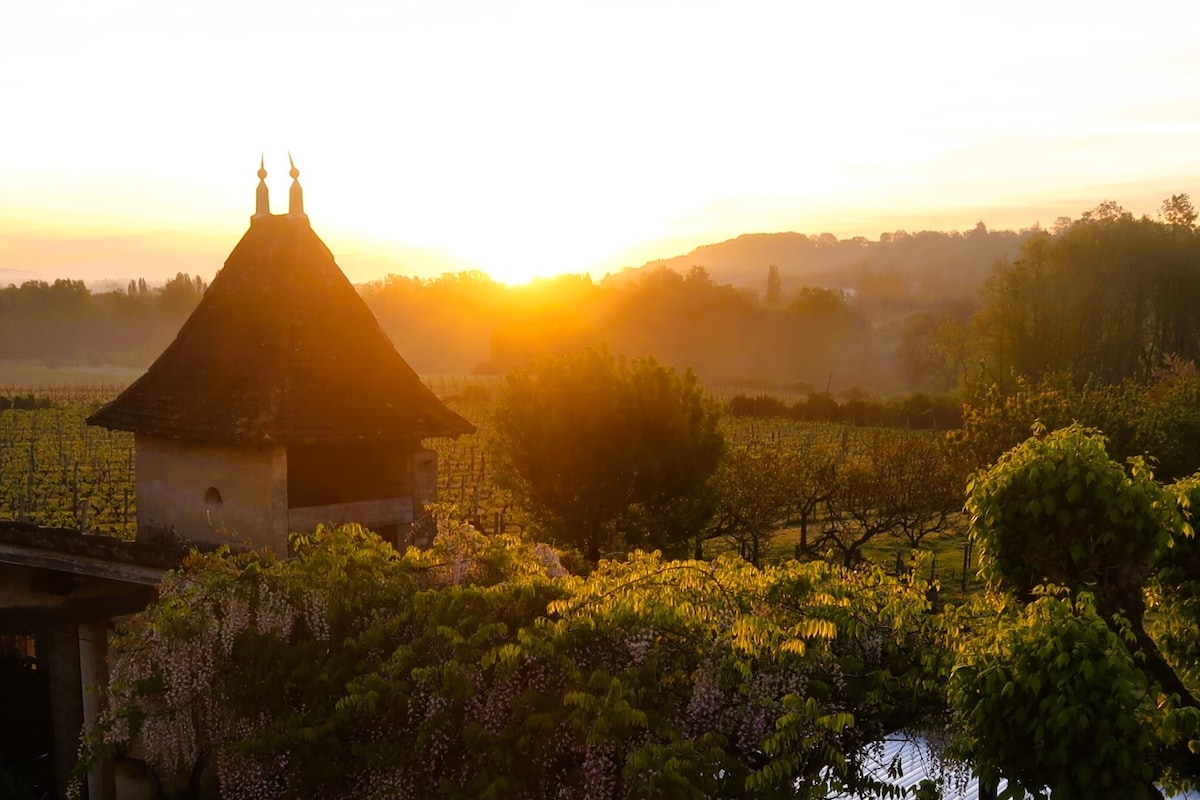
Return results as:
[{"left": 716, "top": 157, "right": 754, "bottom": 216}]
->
[{"left": 82, "top": 520, "right": 941, "bottom": 799}]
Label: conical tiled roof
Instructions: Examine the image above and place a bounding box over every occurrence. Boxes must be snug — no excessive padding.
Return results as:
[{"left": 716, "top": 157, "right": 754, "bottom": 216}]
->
[{"left": 89, "top": 213, "right": 474, "bottom": 444}]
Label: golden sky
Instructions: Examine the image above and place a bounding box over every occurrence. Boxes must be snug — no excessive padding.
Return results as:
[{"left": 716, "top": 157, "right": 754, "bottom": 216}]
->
[{"left": 2, "top": 0, "right": 1199, "bottom": 285}]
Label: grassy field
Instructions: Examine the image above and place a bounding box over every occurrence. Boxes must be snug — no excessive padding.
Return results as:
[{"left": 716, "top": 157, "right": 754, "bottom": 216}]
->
[{"left": 704, "top": 518, "right": 983, "bottom": 607}]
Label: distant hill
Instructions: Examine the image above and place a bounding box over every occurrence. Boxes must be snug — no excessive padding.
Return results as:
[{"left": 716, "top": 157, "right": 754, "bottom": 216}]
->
[
  {"left": 636, "top": 226, "right": 1033, "bottom": 303},
  {"left": 0, "top": 267, "right": 41, "bottom": 286}
]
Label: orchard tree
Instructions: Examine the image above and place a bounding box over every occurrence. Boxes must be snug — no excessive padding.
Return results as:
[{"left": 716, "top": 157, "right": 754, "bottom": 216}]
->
[
  {"left": 491, "top": 347, "right": 724, "bottom": 561},
  {"left": 816, "top": 431, "right": 965, "bottom": 566},
  {"left": 949, "top": 425, "right": 1200, "bottom": 797},
  {"left": 710, "top": 444, "right": 795, "bottom": 565},
  {"left": 785, "top": 434, "right": 840, "bottom": 556}
]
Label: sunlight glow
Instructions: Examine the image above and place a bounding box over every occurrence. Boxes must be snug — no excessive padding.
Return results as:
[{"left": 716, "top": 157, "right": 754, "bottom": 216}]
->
[{"left": 2, "top": 0, "right": 1200, "bottom": 284}]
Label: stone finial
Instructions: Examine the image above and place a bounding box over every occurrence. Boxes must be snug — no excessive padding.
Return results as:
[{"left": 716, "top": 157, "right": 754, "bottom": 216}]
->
[
  {"left": 288, "top": 152, "right": 306, "bottom": 218},
  {"left": 254, "top": 154, "right": 270, "bottom": 218}
]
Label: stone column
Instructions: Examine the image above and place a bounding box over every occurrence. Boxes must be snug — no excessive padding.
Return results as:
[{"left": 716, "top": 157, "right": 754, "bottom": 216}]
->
[
  {"left": 410, "top": 449, "right": 438, "bottom": 547},
  {"left": 79, "top": 621, "right": 114, "bottom": 800},
  {"left": 42, "top": 625, "right": 83, "bottom": 800}
]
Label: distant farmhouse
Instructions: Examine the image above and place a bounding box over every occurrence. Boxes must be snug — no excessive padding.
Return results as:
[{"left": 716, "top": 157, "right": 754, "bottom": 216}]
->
[{"left": 1, "top": 159, "right": 473, "bottom": 799}]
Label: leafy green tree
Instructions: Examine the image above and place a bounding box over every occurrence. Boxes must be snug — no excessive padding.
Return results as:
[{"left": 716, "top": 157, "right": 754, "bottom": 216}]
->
[
  {"left": 491, "top": 347, "right": 724, "bottom": 561},
  {"left": 950, "top": 425, "right": 1200, "bottom": 797},
  {"left": 948, "top": 592, "right": 1167, "bottom": 799}
]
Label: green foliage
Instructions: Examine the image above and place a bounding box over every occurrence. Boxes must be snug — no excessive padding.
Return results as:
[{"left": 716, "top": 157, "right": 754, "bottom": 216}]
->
[
  {"left": 0, "top": 395, "right": 136, "bottom": 536},
  {"left": 491, "top": 347, "right": 724, "bottom": 561},
  {"left": 1154, "top": 476, "right": 1200, "bottom": 692},
  {"left": 965, "top": 424, "right": 1175, "bottom": 602},
  {"left": 1138, "top": 359, "right": 1200, "bottom": 482},
  {"left": 88, "top": 523, "right": 944, "bottom": 800},
  {"left": 952, "top": 375, "right": 1146, "bottom": 470},
  {"left": 951, "top": 423, "right": 1200, "bottom": 797},
  {"left": 954, "top": 364, "right": 1200, "bottom": 482},
  {"left": 948, "top": 593, "right": 1162, "bottom": 799}
]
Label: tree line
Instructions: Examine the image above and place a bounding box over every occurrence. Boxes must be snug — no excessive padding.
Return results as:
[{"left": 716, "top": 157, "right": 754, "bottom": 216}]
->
[
  {"left": 6, "top": 196, "right": 1200, "bottom": 401},
  {"left": 1, "top": 224, "right": 1035, "bottom": 396},
  {"left": 0, "top": 273, "right": 206, "bottom": 366},
  {"left": 930, "top": 195, "right": 1200, "bottom": 392}
]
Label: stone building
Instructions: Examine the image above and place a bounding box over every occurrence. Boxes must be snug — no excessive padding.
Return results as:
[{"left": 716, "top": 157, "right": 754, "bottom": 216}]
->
[{"left": 88, "top": 159, "right": 473, "bottom": 553}]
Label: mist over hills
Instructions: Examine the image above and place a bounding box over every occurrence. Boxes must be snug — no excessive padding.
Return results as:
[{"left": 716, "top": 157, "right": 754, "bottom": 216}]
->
[
  {"left": 636, "top": 225, "right": 1031, "bottom": 304},
  {"left": 0, "top": 220, "right": 1043, "bottom": 396},
  {"left": 25, "top": 201, "right": 1186, "bottom": 399}
]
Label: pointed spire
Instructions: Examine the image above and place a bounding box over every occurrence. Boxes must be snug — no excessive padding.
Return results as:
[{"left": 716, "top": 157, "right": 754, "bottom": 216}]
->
[
  {"left": 253, "top": 154, "right": 270, "bottom": 219},
  {"left": 288, "top": 151, "right": 306, "bottom": 218}
]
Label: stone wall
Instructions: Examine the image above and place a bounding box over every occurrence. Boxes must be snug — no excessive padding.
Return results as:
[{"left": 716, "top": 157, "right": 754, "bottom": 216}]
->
[{"left": 134, "top": 436, "right": 288, "bottom": 554}]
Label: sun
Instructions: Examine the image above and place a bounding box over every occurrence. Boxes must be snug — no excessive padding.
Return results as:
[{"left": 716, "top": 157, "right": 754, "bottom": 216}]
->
[{"left": 480, "top": 261, "right": 560, "bottom": 287}]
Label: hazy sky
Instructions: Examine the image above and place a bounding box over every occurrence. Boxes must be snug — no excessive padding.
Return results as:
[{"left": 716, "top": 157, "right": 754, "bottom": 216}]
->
[{"left": 2, "top": 0, "right": 1199, "bottom": 285}]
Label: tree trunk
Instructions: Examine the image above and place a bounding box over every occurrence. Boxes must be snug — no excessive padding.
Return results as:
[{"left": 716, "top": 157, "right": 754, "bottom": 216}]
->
[{"left": 1098, "top": 590, "right": 1199, "bottom": 710}]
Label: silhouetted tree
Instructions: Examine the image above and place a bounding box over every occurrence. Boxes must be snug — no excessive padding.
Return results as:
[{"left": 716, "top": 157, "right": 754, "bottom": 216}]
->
[
  {"left": 491, "top": 347, "right": 724, "bottom": 561},
  {"left": 764, "top": 264, "right": 782, "bottom": 305},
  {"left": 1160, "top": 193, "right": 1198, "bottom": 229},
  {"left": 976, "top": 199, "right": 1200, "bottom": 386}
]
